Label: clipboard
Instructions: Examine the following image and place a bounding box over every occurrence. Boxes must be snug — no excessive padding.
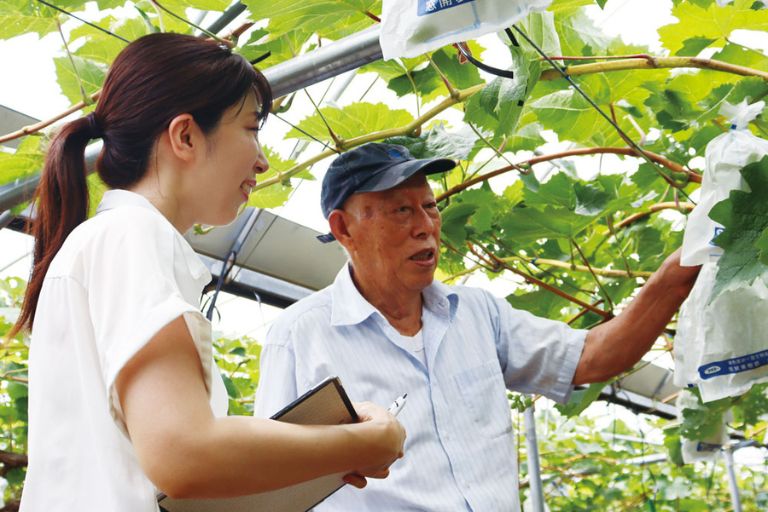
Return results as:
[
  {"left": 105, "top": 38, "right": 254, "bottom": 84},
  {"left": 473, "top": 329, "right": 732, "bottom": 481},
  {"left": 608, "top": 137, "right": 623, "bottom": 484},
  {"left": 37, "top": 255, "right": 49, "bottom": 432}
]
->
[{"left": 158, "top": 376, "right": 357, "bottom": 512}]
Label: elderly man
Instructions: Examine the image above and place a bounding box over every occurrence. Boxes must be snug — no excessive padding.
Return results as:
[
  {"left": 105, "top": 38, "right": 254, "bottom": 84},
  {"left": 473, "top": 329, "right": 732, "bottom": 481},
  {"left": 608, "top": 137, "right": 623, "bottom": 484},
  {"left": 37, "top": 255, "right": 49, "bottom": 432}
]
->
[{"left": 254, "top": 142, "right": 698, "bottom": 511}]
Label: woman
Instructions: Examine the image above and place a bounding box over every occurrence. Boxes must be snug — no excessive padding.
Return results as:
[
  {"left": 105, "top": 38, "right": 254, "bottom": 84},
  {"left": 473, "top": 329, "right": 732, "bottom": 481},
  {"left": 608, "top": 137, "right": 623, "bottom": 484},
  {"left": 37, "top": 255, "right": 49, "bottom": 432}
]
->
[{"left": 11, "top": 33, "right": 405, "bottom": 510}]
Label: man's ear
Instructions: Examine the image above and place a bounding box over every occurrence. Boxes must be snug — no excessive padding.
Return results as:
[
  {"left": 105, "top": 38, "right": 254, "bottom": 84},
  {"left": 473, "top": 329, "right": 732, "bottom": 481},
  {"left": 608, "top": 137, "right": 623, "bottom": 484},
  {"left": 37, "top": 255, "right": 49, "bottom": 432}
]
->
[
  {"left": 166, "top": 114, "right": 199, "bottom": 162},
  {"left": 328, "top": 209, "right": 354, "bottom": 250}
]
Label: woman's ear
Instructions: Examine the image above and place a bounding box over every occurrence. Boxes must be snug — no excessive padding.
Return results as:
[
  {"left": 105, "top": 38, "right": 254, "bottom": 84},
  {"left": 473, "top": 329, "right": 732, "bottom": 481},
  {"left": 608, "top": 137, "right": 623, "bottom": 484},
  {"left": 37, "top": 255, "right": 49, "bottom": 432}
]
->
[{"left": 166, "top": 114, "right": 199, "bottom": 162}]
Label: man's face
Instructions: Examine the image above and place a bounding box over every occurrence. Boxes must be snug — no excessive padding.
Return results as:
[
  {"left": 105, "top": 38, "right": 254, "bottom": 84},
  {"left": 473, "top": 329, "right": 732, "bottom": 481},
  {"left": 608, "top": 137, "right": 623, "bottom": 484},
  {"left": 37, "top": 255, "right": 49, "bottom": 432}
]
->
[{"left": 342, "top": 173, "right": 441, "bottom": 295}]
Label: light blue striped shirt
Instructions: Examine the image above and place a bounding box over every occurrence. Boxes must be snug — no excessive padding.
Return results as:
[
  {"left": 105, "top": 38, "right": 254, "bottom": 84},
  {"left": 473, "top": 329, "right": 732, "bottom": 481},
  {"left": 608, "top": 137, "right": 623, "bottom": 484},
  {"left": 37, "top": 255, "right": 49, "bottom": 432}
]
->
[{"left": 254, "top": 264, "right": 586, "bottom": 511}]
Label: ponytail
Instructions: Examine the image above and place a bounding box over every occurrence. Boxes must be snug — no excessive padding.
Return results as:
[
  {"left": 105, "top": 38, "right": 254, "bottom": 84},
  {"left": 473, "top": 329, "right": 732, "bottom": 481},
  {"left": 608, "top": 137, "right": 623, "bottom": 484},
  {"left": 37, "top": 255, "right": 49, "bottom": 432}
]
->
[{"left": 11, "top": 115, "right": 98, "bottom": 336}]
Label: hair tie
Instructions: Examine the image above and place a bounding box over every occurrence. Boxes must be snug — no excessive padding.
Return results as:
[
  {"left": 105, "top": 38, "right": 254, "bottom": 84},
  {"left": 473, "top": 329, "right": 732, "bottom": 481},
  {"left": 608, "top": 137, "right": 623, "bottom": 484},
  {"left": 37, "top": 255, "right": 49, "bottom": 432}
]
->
[{"left": 85, "top": 113, "right": 103, "bottom": 139}]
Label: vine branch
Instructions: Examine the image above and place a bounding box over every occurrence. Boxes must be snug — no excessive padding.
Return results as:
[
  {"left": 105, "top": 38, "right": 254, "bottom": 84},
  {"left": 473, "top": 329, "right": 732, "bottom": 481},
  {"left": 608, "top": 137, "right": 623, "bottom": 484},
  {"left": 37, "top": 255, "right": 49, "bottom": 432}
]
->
[
  {"left": 468, "top": 240, "right": 613, "bottom": 319},
  {"left": 436, "top": 147, "right": 698, "bottom": 203},
  {"left": 615, "top": 201, "right": 695, "bottom": 229},
  {"left": 539, "top": 56, "right": 768, "bottom": 82}
]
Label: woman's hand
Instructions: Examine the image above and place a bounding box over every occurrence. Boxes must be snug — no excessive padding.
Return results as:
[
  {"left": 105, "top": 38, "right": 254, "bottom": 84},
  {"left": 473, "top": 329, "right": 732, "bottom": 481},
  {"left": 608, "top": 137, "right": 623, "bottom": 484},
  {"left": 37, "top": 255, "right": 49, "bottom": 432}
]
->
[{"left": 343, "top": 401, "right": 406, "bottom": 488}]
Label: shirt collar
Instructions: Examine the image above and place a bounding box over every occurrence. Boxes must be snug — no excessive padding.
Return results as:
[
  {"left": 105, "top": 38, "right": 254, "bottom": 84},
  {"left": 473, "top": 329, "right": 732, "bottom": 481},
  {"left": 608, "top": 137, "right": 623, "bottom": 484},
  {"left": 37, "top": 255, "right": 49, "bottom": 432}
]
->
[
  {"left": 97, "top": 189, "right": 159, "bottom": 215},
  {"left": 330, "top": 263, "right": 378, "bottom": 326},
  {"left": 96, "top": 189, "right": 210, "bottom": 283},
  {"left": 330, "top": 262, "right": 458, "bottom": 326}
]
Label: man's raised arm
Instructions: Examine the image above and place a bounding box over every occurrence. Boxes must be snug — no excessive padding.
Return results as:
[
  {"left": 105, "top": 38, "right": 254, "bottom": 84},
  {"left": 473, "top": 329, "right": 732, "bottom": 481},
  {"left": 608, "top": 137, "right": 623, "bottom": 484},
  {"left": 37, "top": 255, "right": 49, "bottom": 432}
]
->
[{"left": 573, "top": 249, "right": 700, "bottom": 385}]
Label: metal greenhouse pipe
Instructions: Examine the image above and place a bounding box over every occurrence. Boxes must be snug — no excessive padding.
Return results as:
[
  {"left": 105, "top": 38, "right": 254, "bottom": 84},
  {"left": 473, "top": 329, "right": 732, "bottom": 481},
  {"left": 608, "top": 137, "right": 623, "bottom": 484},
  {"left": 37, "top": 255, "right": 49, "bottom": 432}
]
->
[
  {"left": 723, "top": 447, "right": 742, "bottom": 512},
  {"left": 263, "top": 25, "right": 381, "bottom": 98},
  {"left": 0, "top": 175, "right": 40, "bottom": 216},
  {"left": 203, "top": 2, "right": 247, "bottom": 35},
  {"left": 0, "top": 27, "right": 383, "bottom": 214},
  {"left": 524, "top": 403, "right": 546, "bottom": 512}
]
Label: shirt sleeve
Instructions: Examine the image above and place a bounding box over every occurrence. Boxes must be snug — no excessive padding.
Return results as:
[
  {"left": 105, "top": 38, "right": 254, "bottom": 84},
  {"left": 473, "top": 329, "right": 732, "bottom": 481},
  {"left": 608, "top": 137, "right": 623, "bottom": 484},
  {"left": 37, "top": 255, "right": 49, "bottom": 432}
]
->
[
  {"left": 253, "top": 332, "right": 298, "bottom": 418},
  {"left": 489, "top": 292, "right": 587, "bottom": 404},
  {"left": 86, "top": 209, "right": 214, "bottom": 432}
]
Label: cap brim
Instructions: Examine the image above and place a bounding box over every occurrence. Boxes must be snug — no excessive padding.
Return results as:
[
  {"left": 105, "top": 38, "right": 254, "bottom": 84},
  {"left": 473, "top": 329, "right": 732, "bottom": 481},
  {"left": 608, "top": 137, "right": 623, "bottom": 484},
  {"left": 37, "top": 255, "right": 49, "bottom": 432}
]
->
[
  {"left": 357, "top": 157, "right": 456, "bottom": 193},
  {"left": 317, "top": 232, "right": 336, "bottom": 243}
]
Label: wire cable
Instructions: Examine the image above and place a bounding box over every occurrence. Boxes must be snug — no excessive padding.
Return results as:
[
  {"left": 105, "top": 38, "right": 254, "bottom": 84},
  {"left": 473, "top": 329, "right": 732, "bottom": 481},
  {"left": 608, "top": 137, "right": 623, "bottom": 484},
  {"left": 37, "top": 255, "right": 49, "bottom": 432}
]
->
[
  {"left": 36, "top": 0, "right": 130, "bottom": 43},
  {"left": 271, "top": 112, "right": 340, "bottom": 153},
  {"left": 455, "top": 42, "right": 515, "bottom": 79}
]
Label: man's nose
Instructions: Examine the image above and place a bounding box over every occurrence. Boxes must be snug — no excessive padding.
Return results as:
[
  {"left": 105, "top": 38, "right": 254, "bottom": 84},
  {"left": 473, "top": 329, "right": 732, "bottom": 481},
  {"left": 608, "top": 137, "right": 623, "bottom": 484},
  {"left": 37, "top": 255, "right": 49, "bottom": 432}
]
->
[{"left": 412, "top": 207, "right": 437, "bottom": 238}]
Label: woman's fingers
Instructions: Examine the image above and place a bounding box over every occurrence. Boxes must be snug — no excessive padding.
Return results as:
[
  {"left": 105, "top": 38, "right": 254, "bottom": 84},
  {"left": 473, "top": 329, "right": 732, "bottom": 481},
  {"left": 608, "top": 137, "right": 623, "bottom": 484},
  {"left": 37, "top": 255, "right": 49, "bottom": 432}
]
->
[{"left": 343, "top": 473, "right": 368, "bottom": 489}]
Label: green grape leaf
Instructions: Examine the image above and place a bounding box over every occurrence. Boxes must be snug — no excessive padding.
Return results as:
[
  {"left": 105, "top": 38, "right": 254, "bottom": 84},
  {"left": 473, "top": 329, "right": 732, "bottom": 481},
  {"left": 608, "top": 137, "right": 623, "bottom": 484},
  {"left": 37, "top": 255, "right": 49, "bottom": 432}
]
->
[
  {"left": 286, "top": 102, "right": 414, "bottom": 142},
  {"left": 506, "top": 122, "right": 546, "bottom": 152},
  {"left": 387, "top": 45, "right": 484, "bottom": 102},
  {"left": 0, "top": 136, "right": 44, "bottom": 185},
  {"left": 756, "top": 227, "right": 768, "bottom": 266},
  {"left": 675, "top": 37, "right": 717, "bottom": 57},
  {"left": 712, "top": 42, "right": 768, "bottom": 72},
  {"left": 731, "top": 383, "right": 768, "bottom": 427},
  {"left": 440, "top": 202, "right": 477, "bottom": 247},
  {"left": 553, "top": 8, "right": 610, "bottom": 56},
  {"left": 709, "top": 156, "right": 768, "bottom": 298},
  {"left": 556, "top": 382, "right": 605, "bottom": 417},
  {"left": 500, "top": 204, "right": 597, "bottom": 243},
  {"left": 0, "top": 0, "right": 58, "bottom": 38},
  {"left": 463, "top": 12, "right": 558, "bottom": 141},
  {"left": 548, "top": 0, "right": 593, "bottom": 12},
  {"left": 54, "top": 55, "right": 106, "bottom": 105},
  {"left": 659, "top": 0, "right": 768, "bottom": 54},
  {"left": 243, "top": 0, "right": 379, "bottom": 42},
  {"left": 70, "top": 17, "right": 148, "bottom": 64},
  {"left": 247, "top": 147, "right": 298, "bottom": 209},
  {"left": 679, "top": 397, "right": 732, "bottom": 440},
  {"left": 385, "top": 123, "right": 477, "bottom": 161},
  {"left": 507, "top": 288, "right": 571, "bottom": 319},
  {"left": 240, "top": 29, "right": 311, "bottom": 67},
  {"left": 87, "top": 172, "right": 108, "bottom": 219},
  {"left": 160, "top": 0, "right": 231, "bottom": 10}
]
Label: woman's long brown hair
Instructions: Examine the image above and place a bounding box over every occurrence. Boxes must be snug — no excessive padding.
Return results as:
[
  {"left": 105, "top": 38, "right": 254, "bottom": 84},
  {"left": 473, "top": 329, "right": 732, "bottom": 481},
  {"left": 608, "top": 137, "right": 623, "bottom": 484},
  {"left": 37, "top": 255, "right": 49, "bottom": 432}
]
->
[{"left": 10, "top": 33, "right": 272, "bottom": 337}]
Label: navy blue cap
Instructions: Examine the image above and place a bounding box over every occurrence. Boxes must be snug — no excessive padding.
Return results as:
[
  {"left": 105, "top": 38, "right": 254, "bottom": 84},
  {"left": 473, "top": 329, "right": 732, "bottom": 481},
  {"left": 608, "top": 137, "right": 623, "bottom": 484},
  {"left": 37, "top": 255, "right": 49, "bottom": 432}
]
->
[{"left": 317, "top": 143, "right": 456, "bottom": 243}]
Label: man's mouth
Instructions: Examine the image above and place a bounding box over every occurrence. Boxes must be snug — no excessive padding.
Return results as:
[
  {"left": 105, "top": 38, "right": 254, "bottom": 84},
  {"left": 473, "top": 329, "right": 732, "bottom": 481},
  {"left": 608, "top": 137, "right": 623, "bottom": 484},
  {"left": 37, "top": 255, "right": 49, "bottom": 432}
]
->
[{"left": 409, "top": 249, "right": 435, "bottom": 262}]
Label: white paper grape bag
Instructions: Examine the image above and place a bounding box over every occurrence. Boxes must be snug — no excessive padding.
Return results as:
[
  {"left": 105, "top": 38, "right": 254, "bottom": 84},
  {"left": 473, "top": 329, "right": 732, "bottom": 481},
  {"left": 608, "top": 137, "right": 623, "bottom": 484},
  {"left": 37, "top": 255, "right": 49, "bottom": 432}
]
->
[
  {"left": 379, "top": 0, "right": 552, "bottom": 60},
  {"left": 674, "top": 99, "right": 768, "bottom": 402}
]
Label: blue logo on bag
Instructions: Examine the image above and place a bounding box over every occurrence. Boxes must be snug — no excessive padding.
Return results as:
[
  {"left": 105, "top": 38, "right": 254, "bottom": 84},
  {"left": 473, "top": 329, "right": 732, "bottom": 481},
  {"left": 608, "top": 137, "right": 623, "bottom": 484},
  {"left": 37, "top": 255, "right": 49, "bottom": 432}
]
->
[
  {"left": 709, "top": 226, "right": 724, "bottom": 246},
  {"left": 418, "top": 0, "right": 475, "bottom": 16},
  {"left": 698, "top": 349, "right": 768, "bottom": 380}
]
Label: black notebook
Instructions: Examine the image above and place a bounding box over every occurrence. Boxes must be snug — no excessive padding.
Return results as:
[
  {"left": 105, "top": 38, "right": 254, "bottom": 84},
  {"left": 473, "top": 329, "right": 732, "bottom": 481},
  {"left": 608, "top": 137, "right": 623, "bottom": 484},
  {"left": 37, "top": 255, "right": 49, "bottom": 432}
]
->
[{"left": 158, "top": 376, "right": 358, "bottom": 512}]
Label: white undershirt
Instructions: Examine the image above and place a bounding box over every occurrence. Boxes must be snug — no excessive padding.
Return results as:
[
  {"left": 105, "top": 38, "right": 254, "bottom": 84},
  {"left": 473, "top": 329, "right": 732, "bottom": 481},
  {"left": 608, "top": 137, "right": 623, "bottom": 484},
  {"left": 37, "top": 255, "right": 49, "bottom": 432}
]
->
[{"left": 389, "top": 329, "right": 426, "bottom": 366}]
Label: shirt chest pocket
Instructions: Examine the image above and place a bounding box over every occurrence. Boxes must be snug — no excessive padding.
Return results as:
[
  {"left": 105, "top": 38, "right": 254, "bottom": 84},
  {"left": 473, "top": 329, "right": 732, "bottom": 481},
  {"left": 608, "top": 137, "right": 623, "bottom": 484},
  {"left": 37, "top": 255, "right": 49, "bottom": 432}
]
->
[{"left": 453, "top": 360, "right": 513, "bottom": 439}]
